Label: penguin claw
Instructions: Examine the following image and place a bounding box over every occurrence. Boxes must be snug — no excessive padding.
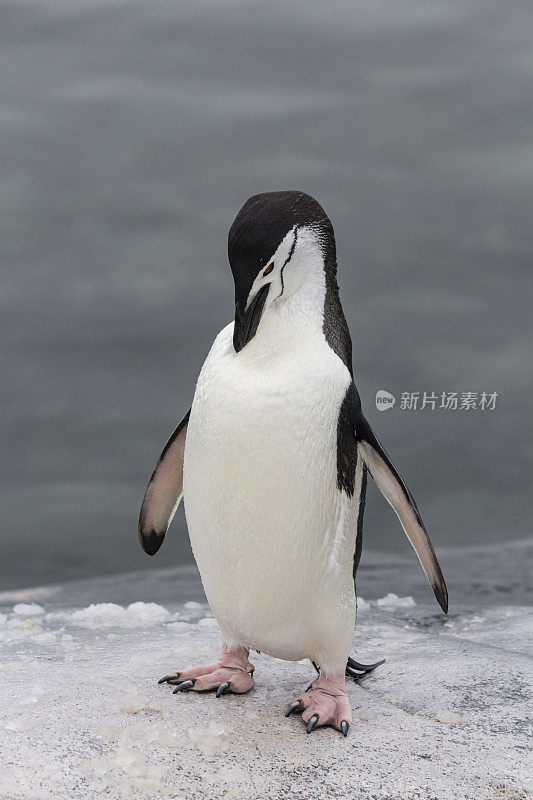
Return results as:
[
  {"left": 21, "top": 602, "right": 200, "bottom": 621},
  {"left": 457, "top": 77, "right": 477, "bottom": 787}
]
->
[
  {"left": 346, "top": 667, "right": 370, "bottom": 681},
  {"left": 159, "top": 649, "right": 255, "bottom": 696},
  {"left": 345, "top": 656, "right": 384, "bottom": 681},
  {"left": 285, "top": 700, "right": 302, "bottom": 717},
  {"left": 172, "top": 679, "right": 195, "bottom": 693},
  {"left": 346, "top": 656, "right": 385, "bottom": 674},
  {"left": 158, "top": 674, "right": 177, "bottom": 684},
  {"left": 306, "top": 715, "right": 319, "bottom": 734},
  {"left": 287, "top": 674, "right": 351, "bottom": 736}
]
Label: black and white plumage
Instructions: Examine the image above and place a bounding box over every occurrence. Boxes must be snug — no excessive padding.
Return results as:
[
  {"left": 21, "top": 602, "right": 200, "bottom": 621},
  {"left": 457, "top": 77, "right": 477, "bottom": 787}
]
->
[{"left": 139, "top": 191, "right": 447, "bottom": 718}]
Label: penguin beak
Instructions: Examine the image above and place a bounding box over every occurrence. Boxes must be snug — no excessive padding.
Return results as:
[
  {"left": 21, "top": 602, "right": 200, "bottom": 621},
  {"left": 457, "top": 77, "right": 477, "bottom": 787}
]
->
[{"left": 233, "top": 284, "right": 270, "bottom": 352}]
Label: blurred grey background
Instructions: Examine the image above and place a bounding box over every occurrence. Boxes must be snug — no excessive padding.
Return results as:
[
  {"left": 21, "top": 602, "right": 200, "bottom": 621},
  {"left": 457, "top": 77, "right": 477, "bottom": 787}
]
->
[{"left": 2, "top": 0, "right": 532, "bottom": 590}]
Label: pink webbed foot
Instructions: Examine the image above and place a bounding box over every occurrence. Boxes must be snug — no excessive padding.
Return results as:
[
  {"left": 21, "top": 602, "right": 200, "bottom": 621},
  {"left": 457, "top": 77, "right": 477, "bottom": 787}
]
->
[
  {"left": 158, "top": 646, "right": 255, "bottom": 696},
  {"left": 285, "top": 673, "right": 351, "bottom": 736}
]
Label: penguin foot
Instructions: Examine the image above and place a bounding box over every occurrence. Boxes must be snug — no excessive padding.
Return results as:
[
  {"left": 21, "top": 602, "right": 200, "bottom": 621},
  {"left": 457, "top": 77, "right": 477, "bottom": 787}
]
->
[
  {"left": 285, "top": 673, "right": 351, "bottom": 736},
  {"left": 158, "top": 645, "right": 255, "bottom": 695}
]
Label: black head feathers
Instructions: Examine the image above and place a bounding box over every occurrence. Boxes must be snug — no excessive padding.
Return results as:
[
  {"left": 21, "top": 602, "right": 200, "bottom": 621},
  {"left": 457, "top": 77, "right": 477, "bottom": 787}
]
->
[{"left": 228, "top": 190, "right": 335, "bottom": 282}]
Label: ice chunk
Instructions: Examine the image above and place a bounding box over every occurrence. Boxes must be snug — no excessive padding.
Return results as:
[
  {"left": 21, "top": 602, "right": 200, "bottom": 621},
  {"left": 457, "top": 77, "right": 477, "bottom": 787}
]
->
[
  {"left": 113, "top": 746, "right": 147, "bottom": 777},
  {"left": 126, "top": 601, "right": 172, "bottom": 624},
  {"left": 198, "top": 616, "right": 218, "bottom": 627},
  {"left": 12, "top": 603, "right": 45, "bottom": 617},
  {"left": 71, "top": 602, "right": 171, "bottom": 628},
  {"left": 2, "top": 616, "right": 43, "bottom": 642},
  {"left": 376, "top": 593, "right": 416, "bottom": 608},
  {"left": 120, "top": 689, "right": 151, "bottom": 714},
  {"left": 141, "top": 722, "right": 178, "bottom": 747},
  {"left": 357, "top": 596, "right": 370, "bottom": 611},
  {"left": 188, "top": 721, "right": 227, "bottom": 755}
]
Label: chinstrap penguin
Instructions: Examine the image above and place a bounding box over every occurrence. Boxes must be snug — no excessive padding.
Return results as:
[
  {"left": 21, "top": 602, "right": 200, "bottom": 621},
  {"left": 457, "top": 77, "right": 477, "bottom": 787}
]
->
[{"left": 139, "top": 190, "right": 448, "bottom": 736}]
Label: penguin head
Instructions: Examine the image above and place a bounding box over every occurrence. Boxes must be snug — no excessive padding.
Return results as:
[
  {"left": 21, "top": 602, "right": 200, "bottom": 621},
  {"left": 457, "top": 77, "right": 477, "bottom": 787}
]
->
[{"left": 228, "top": 190, "right": 336, "bottom": 352}]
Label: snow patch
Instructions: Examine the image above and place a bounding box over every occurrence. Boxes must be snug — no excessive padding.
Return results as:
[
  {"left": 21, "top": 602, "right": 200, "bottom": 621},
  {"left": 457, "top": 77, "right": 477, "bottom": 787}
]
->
[
  {"left": 0, "top": 547, "right": 530, "bottom": 800},
  {"left": 88, "top": 744, "right": 164, "bottom": 792},
  {"left": 376, "top": 593, "right": 416, "bottom": 608},
  {"left": 188, "top": 721, "right": 228, "bottom": 755},
  {"left": 70, "top": 602, "right": 171, "bottom": 628},
  {"left": 167, "top": 621, "right": 189, "bottom": 630},
  {"left": 34, "top": 630, "right": 58, "bottom": 644},
  {"left": 13, "top": 603, "right": 45, "bottom": 617},
  {"left": 198, "top": 616, "right": 218, "bottom": 627},
  {"left": 120, "top": 689, "right": 152, "bottom": 714}
]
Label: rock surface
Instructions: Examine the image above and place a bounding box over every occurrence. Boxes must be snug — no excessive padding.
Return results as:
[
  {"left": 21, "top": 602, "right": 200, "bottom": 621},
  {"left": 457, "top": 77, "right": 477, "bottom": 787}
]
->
[{"left": 0, "top": 540, "right": 531, "bottom": 800}]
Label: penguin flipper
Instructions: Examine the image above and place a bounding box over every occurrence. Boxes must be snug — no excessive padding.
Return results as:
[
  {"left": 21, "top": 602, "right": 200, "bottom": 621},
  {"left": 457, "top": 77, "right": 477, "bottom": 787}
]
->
[
  {"left": 356, "top": 414, "right": 448, "bottom": 613},
  {"left": 138, "top": 410, "right": 190, "bottom": 556}
]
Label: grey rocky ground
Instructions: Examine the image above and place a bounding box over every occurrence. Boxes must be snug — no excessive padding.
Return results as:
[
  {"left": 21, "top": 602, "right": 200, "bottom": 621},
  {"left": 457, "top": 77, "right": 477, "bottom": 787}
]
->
[{"left": 0, "top": 540, "right": 531, "bottom": 799}]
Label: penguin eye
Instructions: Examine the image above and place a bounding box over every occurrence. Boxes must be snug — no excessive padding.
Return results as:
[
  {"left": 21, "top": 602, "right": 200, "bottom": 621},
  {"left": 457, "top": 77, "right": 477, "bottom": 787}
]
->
[{"left": 262, "top": 263, "right": 274, "bottom": 277}]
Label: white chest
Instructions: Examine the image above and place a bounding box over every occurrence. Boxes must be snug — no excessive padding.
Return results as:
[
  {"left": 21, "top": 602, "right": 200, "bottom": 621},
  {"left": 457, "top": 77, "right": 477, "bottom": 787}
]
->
[
  {"left": 185, "top": 321, "right": 350, "bottom": 506},
  {"left": 181, "top": 321, "right": 357, "bottom": 663}
]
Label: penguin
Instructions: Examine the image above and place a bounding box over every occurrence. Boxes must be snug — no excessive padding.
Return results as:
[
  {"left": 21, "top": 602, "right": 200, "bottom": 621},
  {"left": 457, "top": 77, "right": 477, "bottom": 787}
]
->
[{"left": 139, "top": 190, "right": 448, "bottom": 736}]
